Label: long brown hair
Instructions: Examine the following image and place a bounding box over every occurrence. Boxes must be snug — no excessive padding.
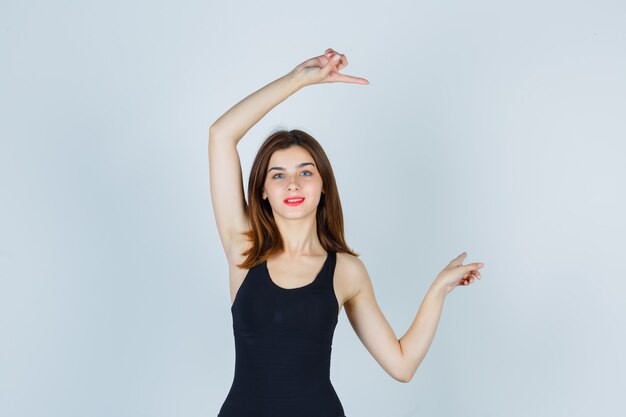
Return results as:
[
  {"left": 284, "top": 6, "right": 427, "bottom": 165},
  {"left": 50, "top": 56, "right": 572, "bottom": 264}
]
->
[{"left": 237, "top": 129, "right": 359, "bottom": 269}]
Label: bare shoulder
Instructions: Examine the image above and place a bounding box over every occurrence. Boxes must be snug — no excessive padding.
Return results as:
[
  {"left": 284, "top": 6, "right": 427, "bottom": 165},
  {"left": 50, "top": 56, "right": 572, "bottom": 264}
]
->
[{"left": 335, "top": 252, "right": 373, "bottom": 306}]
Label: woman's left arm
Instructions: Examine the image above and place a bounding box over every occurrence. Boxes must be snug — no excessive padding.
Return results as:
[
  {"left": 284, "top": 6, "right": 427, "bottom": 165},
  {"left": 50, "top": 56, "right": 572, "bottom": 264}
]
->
[
  {"left": 396, "top": 282, "right": 447, "bottom": 382},
  {"left": 399, "top": 252, "right": 483, "bottom": 381},
  {"left": 343, "top": 252, "right": 483, "bottom": 383}
]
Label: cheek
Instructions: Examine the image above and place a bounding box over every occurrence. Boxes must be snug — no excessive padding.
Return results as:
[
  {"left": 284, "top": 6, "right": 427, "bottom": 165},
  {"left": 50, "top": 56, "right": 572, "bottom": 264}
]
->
[
  {"left": 265, "top": 184, "right": 281, "bottom": 201},
  {"left": 315, "top": 180, "right": 324, "bottom": 194}
]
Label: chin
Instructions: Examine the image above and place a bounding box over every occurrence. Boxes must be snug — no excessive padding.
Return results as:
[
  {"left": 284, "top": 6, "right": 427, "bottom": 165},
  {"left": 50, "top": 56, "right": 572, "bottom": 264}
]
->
[{"left": 277, "top": 207, "right": 317, "bottom": 219}]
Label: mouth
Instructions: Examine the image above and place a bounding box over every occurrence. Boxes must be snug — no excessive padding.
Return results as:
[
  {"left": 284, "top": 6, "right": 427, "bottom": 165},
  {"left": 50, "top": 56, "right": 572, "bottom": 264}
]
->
[{"left": 283, "top": 197, "right": 305, "bottom": 207}]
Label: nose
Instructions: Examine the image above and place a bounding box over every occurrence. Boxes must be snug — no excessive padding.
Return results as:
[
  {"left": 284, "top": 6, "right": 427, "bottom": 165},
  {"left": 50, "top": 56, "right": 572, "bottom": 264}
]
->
[{"left": 287, "top": 178, "right": 300, "bottom": 191}]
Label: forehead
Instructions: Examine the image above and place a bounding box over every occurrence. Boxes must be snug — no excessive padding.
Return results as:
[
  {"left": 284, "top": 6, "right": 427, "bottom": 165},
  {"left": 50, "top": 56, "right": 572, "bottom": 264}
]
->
[{"left": 268, "top": 146, "right": 314, "bottom": 165}]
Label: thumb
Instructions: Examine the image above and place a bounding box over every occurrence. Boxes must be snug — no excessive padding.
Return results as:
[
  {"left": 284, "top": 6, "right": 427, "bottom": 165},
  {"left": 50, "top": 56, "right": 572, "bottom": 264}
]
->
[{"left": 448, "top": 251, "right": 467, "bottom": 267}]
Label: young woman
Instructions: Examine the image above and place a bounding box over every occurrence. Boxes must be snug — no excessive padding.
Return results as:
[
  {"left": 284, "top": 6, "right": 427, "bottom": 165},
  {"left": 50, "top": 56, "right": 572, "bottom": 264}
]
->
[{"left": 209, "top": 48, "right": 484, "bottom": 417}]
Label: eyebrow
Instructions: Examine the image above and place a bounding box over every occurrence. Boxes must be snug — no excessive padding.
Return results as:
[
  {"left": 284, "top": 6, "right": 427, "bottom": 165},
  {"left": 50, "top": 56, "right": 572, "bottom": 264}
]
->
[{"left": 268, "top": 162, "right": 316, "bottom": 173}]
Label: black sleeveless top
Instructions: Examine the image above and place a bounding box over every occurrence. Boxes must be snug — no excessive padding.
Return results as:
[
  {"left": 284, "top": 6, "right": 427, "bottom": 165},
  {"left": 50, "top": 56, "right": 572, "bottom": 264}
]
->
[{"left": 218, "top": 251, "right": 346, "bottom": 417}]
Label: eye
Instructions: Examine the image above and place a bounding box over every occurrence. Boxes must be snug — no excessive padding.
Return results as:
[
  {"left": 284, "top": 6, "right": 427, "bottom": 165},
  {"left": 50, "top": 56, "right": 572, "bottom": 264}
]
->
[{"left": 271, "top": 171, "right": 312, "bottom": 179}]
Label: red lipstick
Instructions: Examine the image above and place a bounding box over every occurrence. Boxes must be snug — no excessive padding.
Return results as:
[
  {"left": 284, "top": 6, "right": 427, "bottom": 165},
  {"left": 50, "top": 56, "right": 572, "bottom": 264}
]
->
[{"left": 283, "top": 196, "right": 305, "bottom": 206}]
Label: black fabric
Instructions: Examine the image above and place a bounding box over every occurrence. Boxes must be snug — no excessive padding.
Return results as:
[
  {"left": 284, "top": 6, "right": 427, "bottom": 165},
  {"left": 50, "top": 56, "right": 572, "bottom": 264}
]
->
[{"left": 218, "top": 250, "right": 346, "bottom": 417}]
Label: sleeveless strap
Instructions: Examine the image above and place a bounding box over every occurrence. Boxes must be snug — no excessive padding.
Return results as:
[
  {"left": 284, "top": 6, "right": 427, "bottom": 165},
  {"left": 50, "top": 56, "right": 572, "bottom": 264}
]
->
[{"left": 319, "top": 250, "right": 337, "bottom": 289}]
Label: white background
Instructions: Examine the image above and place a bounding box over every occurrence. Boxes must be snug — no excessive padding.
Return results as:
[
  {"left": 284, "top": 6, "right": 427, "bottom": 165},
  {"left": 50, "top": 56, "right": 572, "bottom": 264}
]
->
[{"left": 1, "top": 1, "right": 625, "bottom": 416}]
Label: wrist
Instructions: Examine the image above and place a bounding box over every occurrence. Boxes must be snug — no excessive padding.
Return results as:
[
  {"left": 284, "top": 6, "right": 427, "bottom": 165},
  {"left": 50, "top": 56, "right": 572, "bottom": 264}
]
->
[
  {"left": 283, "top": 69, "right": 308, "bottom": 91},
  {"left": 429, "top": 280, "right": 448, "bottom": 299}
]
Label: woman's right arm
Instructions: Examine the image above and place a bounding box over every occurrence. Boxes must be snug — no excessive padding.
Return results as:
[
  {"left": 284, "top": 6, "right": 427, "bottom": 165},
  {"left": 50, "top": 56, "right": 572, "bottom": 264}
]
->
[
  {"left": 208, "top": 72, "right": 305, "bottom": 258},
  {"left": 208, "top": 49, "right": 368, "bottom": 259}
]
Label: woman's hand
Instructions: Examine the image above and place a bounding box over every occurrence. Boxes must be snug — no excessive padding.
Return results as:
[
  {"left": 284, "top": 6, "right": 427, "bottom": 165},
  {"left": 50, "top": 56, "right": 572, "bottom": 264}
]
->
[
  {"left": 290, "top": 48, "right": 369, "bottom": 88},
  {"left": 433, "top": 252, "right": 484, "bottom": 296}
]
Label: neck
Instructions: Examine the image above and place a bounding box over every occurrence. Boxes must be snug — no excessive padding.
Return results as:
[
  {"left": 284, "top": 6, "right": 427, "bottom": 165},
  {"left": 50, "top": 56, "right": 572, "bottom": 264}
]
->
[{"left": 273, "top": 213, "right": 324, "bottom": 258}]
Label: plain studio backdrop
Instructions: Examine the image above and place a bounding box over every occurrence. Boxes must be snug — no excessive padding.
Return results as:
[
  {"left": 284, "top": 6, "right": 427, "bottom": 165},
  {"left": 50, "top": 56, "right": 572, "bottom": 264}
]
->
[{"left": 1, "top": 1, "right": 625, "bottom": 416}]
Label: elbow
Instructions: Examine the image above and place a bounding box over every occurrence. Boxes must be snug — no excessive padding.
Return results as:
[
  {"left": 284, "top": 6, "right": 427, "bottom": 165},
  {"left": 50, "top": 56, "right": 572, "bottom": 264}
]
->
[
  {"left": 396, "top": 344, "right": 414, "bottom": 383},
  {"left": 209, "top": 122, "right": 225, "bottom": 137},
  {"left": 394, "top": 369, "right": 413, "bottom": 383},
  {"left": 393, "top": 374, "right": 410, "bottom": 383},
  {"left": 397, "top": 373, "right": 412, "bottom": 384}
]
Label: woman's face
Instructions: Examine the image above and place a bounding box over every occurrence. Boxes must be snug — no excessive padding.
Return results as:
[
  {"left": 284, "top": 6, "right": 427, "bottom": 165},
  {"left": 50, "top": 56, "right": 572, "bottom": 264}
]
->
[{"left": 262, "top": 146, "right": 324, "bottom": 220}]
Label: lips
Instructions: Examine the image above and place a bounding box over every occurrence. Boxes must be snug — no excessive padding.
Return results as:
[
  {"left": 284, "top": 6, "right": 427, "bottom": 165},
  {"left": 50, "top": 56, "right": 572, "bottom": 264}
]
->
[{"left": 283, "top": 196, "right": 305, "bottom": 206}]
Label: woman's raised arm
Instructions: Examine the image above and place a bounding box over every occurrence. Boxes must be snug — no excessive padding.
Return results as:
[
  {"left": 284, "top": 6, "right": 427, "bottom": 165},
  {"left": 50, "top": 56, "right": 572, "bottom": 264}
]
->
[
  {"left": 208, "top": 48, "right": 368, "bottom": 260},
  {"left": 208, "top": 73, "right": 303, "bottom": 259}
]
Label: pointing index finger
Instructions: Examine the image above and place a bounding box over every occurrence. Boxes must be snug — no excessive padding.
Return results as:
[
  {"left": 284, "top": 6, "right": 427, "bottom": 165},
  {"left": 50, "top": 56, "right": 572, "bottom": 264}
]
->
[{"left": 332, "top": 73, "right": 369, "bottom": 84}]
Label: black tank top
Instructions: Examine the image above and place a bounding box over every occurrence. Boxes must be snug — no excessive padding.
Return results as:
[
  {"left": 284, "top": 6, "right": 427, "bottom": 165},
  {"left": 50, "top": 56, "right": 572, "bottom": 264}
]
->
[{"left": 218, "top": 250, "right": 346, "bottom": 417}]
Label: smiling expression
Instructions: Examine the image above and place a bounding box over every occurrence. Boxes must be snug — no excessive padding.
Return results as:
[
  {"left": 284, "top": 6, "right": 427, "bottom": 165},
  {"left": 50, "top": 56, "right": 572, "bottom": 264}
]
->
[{"left": 262, "top": 146, "right": 324, "bottom": 219}]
